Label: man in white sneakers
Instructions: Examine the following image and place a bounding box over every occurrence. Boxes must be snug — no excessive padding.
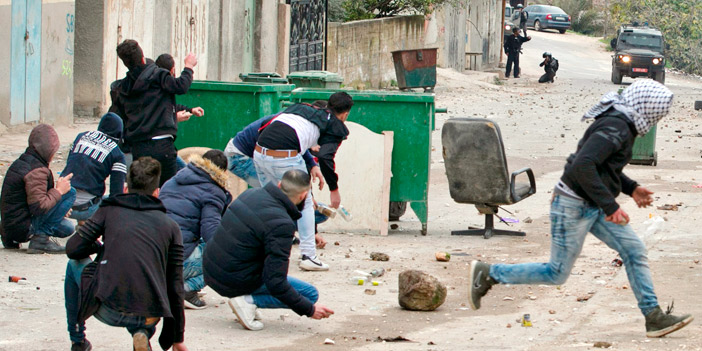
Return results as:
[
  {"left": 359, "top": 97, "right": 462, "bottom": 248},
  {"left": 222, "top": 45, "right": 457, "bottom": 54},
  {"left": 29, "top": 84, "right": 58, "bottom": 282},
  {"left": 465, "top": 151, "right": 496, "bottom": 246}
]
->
[
  {"left": 253, "top": 92, "right": 353, "bottom": 271},
  {"left": 203, "top": 170, "right": 333, "bottom": 330}
]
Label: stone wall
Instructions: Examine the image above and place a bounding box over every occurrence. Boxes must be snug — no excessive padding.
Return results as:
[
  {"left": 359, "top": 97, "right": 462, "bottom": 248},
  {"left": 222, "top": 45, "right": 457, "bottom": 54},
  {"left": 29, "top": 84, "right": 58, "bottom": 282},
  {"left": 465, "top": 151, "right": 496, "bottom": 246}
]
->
[{"left": 327, "top": 16, "right": 426, "bottom": 89}]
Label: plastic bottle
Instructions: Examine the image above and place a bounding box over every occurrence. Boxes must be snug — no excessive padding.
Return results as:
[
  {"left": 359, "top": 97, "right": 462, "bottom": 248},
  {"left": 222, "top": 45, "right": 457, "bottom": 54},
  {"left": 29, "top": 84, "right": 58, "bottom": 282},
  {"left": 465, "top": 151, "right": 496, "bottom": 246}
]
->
[
  {"left": 337, "top": 205, "right": 353, "bottom": 222},
  {"left": 370, "top": 268, "right": 385, "bottom": 277},
  {"left": 316, "top": 202, "right": 337, "bottom": 218},
  {"left": 644, "top": 216, "right": 665, "bottom": 237}
]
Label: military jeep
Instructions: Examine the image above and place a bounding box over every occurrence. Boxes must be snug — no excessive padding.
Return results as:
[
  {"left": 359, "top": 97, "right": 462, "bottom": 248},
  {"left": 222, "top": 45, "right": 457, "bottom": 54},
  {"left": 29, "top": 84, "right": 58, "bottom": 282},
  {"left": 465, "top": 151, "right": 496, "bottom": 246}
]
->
[{"left": 610, "top": 24, "right": 666, "bottom": 84}]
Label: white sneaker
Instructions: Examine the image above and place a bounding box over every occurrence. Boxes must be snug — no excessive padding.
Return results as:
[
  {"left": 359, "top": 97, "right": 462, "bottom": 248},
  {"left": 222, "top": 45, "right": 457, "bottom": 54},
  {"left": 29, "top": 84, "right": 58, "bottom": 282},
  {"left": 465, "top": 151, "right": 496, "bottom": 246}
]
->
[
  {"left": 228, "top": 297, "right": 264, "bottom": 331},
  {"left": 299, "top": 255, "right": 330, "bottom": 271}
]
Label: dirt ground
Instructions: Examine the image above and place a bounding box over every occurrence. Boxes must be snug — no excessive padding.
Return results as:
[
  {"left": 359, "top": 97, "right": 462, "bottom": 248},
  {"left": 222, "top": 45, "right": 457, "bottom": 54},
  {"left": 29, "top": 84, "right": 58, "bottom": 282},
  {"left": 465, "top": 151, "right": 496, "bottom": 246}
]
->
[{"left": 2, "top": 31, "right": 702, "bottom": 350}]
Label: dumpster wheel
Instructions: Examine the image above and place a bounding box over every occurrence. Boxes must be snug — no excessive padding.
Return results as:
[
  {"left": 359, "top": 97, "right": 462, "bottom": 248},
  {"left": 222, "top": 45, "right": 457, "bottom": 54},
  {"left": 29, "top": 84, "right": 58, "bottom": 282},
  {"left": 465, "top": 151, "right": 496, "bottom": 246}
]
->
[{"left": 652, "top": 152, "right": 658, "bottom": 166}]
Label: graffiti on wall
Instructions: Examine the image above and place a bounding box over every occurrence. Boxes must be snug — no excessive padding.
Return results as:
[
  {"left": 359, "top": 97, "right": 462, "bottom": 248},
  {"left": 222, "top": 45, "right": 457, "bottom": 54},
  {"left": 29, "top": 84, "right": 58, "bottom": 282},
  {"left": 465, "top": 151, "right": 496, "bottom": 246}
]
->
[{"left": 65, "top": 13, "right": 74, "bottom": 56}]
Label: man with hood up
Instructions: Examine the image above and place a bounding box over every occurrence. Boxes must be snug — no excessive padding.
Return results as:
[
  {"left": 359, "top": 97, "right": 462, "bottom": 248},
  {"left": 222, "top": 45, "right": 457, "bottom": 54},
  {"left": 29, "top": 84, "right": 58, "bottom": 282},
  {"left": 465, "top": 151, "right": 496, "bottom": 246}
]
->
[
  {"left": 1, "top": 124, "right": 75, "bottom": 253},
  {"left": 62, "top": 113, "right": 127, "bottom": 224},
  {"left": 468, "top": 80, "right": 694, "bottom": 338},
  {"left": 160, "top": 150, "right": 233, "bottom": 309},
  {"left": 109, "top": 39, "right": 197, "bottom": 186}
]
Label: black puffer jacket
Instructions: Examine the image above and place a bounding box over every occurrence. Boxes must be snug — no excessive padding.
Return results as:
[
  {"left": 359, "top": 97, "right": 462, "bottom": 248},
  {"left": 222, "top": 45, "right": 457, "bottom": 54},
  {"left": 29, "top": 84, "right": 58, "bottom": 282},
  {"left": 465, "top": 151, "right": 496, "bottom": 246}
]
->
[
  {"left": 203, "top": 183, "right": 314, "bottom": 317},
  {"left": 110, "top": 63, "right": 193, "bottom": 144}
]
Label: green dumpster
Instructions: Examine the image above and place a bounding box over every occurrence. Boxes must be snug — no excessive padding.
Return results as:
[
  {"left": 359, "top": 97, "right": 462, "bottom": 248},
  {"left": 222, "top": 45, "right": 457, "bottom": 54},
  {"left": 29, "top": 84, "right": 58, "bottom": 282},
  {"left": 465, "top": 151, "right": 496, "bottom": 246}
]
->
[
  {"left": 287, "top": 71, "right": 344, "bottom": 89},
  {"left": 239, "top": 72, "right": 289, "bottom": 84},
  {"left": 391, "top": 48, "right": 438, "bottom": 91},
  {"left": 289, "top": 88, "right": 438, "bottom": 235},
  {"left": 175, "top": 81, "right": 294, "bottom": 150},
  {"left": 630, "top": 125, "right": 658, "bottom": 166}
]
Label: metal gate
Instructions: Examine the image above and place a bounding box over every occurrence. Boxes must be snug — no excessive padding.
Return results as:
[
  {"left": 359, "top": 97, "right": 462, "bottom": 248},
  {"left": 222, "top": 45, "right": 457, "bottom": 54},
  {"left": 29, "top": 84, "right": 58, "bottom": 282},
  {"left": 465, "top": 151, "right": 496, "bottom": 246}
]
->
[{"left": 288, "top": 0, "right": 326, "bottom": 72}]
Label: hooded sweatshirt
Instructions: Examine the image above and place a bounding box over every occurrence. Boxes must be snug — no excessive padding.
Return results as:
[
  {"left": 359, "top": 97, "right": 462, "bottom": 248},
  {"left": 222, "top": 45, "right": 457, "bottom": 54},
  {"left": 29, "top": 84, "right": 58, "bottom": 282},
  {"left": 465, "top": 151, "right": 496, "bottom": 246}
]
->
[
  {"left": 109, "top": 63, "right": 193, "bottom": 144},
  {"left": 62, "top": 113, "right": 127, "bottom": 202},
  {"left": 66, "top": 193, "right": 185, "bottom": 348},
  {"left": 1, "top": 124, "right": 62, "bottom": 245}
]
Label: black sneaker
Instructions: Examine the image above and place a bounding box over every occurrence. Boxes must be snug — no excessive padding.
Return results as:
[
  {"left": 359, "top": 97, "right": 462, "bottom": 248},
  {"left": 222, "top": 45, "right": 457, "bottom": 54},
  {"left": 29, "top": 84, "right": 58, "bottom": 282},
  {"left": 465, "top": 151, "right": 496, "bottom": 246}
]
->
[
  {"left": 468, "top": 260, "right": 496, "bottom": 310},
  {"left": 645, "top": 303, "right": 694, "bottom": 338},
  {"left": 184, "top": 291, "right": 207, "bottom": 310},
  {"left": 71, "top": 339, "right": 92, "bottom": 351},
  {"left": 27, "top": 234, "right": 65, "bottom": 254}
]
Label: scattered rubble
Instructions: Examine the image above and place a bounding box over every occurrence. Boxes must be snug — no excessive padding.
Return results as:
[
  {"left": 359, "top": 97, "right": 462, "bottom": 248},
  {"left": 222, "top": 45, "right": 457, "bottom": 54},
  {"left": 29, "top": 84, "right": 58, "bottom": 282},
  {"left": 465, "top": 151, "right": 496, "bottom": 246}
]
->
[{"left": 370, "top": 252, "right": 390, "bottom": 261}]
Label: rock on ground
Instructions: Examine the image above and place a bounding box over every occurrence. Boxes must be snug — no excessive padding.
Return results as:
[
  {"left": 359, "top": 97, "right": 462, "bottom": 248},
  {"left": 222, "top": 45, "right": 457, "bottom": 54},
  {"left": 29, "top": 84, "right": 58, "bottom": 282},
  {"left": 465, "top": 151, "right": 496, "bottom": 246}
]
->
[{"left": 398, "top": 270, "right": 447, "bottom": 311}]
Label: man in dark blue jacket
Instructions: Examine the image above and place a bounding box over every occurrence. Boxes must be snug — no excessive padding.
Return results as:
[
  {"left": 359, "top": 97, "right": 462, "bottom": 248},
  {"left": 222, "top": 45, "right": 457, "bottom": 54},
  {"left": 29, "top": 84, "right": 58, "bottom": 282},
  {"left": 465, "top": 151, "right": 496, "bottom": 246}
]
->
[
  {"left": 160, "top": 150, "right": 232, "bottom": 309},
  {"left": 504, "top": 27, "right": 531, "bottom": 78},
  {"left": 203, "top": 169, "right": 334, "bottom": 331},
  {"left": 62, "top": 113, "right": 127, "bottom": 224}
]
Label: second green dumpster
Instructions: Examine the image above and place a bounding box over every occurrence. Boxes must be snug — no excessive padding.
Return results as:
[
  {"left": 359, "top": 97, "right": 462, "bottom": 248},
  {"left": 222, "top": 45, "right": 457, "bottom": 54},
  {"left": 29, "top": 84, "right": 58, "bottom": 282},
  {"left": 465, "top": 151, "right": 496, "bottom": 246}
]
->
[{"left": 289, "top": 88, "right": 437, "bottom": 235}]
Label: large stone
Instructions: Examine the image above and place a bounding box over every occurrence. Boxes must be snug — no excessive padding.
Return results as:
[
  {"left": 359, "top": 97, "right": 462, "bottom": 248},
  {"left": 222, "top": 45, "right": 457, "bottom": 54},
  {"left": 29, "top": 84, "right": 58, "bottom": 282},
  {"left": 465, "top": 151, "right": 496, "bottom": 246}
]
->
[{"left": 398, "top": 270, "right": 447, "bottom": 311}]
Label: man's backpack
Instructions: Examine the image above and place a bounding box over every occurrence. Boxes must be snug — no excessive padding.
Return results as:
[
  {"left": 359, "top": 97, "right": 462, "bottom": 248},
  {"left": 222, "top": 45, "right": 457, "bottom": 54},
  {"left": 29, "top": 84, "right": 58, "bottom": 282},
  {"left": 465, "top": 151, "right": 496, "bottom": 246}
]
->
[{"left": 551, "top": 58, "right": 559, "bottom": 72}]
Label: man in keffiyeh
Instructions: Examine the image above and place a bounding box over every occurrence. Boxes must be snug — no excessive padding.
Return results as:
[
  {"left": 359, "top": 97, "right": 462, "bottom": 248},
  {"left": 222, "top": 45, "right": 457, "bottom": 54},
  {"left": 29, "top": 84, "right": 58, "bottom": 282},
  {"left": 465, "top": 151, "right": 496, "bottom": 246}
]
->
[{"left": 468, "top": 79, "right": 694, "bottom": 338}]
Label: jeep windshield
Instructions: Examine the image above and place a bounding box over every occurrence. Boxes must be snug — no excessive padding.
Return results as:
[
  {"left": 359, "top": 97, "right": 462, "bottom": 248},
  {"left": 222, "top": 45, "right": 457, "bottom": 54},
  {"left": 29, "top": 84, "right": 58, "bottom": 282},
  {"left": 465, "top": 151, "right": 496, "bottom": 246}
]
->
[{"left": 617, "top": 33, "right": 663, "bottom": 51}]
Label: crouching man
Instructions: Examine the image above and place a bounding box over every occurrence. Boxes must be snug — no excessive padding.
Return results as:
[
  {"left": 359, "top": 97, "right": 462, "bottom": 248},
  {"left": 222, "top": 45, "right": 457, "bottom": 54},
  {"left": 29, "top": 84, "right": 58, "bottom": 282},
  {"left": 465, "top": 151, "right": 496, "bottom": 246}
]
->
[
  {"left": 64, "top": 157, "right": 188, "bottom": 351},
  {"left": 160, "top": 150, "right": 233, "bottom": 309},
  {"left": 203, "top": 169, "right": 334, "bottom": 331}
]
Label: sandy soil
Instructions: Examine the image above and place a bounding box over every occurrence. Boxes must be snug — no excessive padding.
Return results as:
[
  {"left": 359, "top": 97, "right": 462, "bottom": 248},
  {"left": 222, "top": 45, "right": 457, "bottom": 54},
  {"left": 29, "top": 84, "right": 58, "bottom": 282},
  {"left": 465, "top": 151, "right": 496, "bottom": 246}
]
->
[{"left": 2, "top": 30, "right": 702, "bottom": 351}]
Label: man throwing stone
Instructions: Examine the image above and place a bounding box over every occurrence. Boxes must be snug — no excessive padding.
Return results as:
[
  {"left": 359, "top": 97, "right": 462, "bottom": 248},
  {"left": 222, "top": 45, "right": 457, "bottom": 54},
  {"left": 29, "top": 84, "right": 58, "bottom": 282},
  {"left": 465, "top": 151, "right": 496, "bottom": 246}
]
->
[{"left": 468, "top": 80, "right": 693, "bottom": 338}]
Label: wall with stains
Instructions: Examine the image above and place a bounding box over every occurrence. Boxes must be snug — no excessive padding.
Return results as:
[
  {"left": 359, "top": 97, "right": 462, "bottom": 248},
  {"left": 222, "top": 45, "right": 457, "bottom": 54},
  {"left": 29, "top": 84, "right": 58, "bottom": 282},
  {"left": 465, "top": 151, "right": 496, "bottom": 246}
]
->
[
  {"left": 426, "top": 0, "right": 503, "bottom": 71},
  {"left": 41, "top": 0, "right": 75, "bottom": 125},
  {"left": 327, "top": 15, "right": 426, "bottom": 89}
]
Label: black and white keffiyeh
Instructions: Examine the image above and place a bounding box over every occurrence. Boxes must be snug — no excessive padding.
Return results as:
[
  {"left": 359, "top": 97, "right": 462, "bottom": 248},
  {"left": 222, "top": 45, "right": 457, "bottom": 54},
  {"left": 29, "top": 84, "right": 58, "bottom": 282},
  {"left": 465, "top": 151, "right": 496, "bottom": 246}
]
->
[{"left": 582, "top": 79, "right": 674, "bottom": 135}]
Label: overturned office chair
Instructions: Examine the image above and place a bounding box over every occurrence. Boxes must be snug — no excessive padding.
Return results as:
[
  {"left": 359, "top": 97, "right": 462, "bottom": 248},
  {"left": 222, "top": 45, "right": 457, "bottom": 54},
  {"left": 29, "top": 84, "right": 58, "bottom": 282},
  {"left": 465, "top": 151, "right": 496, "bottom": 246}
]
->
[{"left": 441, "top": 118, "right": 536, "bottom": 239}]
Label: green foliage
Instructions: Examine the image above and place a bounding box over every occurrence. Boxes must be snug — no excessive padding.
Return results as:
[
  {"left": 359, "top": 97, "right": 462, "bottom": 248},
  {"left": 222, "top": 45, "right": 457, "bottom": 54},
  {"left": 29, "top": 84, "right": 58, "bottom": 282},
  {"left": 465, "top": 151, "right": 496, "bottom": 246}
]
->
[
  {"left": 609, "top": 0, "right": 702, "bottom": 75},
  {"left": 328, "top": 0, "right": 347, "bottom": 22},
  {"left": 339, "top": 0, "right": 454, "bottom": 21}
]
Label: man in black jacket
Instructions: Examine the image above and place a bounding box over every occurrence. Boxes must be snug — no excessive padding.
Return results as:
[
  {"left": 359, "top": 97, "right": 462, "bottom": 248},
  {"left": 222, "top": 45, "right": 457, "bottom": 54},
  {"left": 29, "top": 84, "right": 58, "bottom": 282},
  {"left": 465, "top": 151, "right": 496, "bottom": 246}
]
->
[
  {"left": 110, "top": 39, "right": 197, "bottom": 186},
  {"left": 64, "top": 157, "right": 188, "bottom": 351},
  {"left": 468, "top": 80, "right": 694, "bottom": 338},
  {"left": 203, "top": 169, "right": 334, "bottom": 331},
  {"left": 504, "top": 27, "right": 531, "bottom": 78}
]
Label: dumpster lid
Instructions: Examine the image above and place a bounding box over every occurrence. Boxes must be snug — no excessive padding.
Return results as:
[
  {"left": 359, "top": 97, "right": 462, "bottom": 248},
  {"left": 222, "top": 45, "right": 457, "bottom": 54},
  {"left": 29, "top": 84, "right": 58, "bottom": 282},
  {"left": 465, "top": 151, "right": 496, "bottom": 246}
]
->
[
  {"left": 287, "top": 71, "right": 344, "bottom": 83},
  {"left": 190, "top": 80, "right": 295, "bottom": 92},
  {"left": 291, "top": 88, "right": 435, "bottom": 103},
  {"left": 239, "top": 72, "right": 283, "bottom": 78}
]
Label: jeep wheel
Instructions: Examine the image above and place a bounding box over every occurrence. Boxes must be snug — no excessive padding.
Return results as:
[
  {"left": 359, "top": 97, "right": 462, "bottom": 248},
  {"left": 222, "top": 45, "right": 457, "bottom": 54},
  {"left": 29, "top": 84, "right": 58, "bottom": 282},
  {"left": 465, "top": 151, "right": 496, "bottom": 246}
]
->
[
  {"left": 611, "top": 69, "right": 623, "bottom": 84},
  {"left": 654, "top": 71, "right": 665, "bottom": 84},
  {"left": 534, "top": 20, "right": 542, "bottom": 31},
  {"left": 559, "top": 29, "right": 566, "bottom": 34}
]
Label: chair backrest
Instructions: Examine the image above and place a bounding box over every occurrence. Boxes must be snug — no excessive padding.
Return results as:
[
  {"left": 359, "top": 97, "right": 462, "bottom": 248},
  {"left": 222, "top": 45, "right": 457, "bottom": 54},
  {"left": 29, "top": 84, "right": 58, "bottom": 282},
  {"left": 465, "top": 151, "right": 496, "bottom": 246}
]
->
[{"left": 441, "top": 118, "right": 512, "bottom": 205}]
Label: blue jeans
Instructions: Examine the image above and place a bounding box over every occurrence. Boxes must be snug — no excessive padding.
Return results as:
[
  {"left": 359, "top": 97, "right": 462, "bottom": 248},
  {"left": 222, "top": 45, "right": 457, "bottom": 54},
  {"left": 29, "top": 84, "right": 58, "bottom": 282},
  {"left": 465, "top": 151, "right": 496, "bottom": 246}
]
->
[
  {"left": 65, "top": 258, "right": 91, "bottom": 343},
  {"left": 251, "top": 276, "right": 319, "bottom": 309},
  {"left": 490, "top": 194, "right": 659, "bottom": 315},
  {"left": 183, "top": 241, "right": 205, "bottom": 292},
  {"left": 176, "top": 155, "right": 187, "bottom": 171},
  {"left": 228, "top": 154, "right": 261, "bottom": 188},
  {"left": 30, "top": 187, "right": 76, "bottom": 237},
  {"left": 64, "top": 259, "right": 158, "bottom": 343},
  {"left": 69, "top": 198, "right": 103, "bottom": 222},
  {"left": 253, "top": 152, "right": 315, "bottom": 257}
]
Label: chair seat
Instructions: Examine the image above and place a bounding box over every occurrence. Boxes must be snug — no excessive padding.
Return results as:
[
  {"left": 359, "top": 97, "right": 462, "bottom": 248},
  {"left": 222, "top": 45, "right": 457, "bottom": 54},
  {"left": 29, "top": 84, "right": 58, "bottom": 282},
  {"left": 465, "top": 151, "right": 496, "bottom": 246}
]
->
[{"left": 514, "top": 183, "right": 532, "bottom": 200}]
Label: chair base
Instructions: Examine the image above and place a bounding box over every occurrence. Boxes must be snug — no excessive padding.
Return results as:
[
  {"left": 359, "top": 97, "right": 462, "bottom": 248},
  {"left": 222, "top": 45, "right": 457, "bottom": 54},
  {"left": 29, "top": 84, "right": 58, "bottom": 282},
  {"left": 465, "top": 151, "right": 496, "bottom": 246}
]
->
[
  {"left": 451, "top": 228, "right": 525, "bottom": 239},
  {"left": 451, "top": 213, "right": 526, "bottom": 239}
]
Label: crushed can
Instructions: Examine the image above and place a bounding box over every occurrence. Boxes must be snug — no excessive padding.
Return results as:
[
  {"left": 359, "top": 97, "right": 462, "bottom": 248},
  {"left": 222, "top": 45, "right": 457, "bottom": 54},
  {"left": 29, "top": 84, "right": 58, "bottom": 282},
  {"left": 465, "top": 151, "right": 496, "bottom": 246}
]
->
[{"left": 522, "top": 314, "right": 532, "bottom": 327}]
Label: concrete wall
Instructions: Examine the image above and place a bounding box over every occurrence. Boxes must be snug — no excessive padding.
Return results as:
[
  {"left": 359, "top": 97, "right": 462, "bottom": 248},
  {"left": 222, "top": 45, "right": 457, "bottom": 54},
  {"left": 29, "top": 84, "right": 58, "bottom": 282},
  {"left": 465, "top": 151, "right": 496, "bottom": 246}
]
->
[
  {"left": 327, "top": 16, "right": 425, "bottom": 89},
  {"left": 0, "top": 0, "right": 10, "bottom": 127},
  {"left": 426, "top": 0, "right": 503, "bottom": 71},
  {"left": 40, "top": 0, "right": 75, "bottom": 125}
]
